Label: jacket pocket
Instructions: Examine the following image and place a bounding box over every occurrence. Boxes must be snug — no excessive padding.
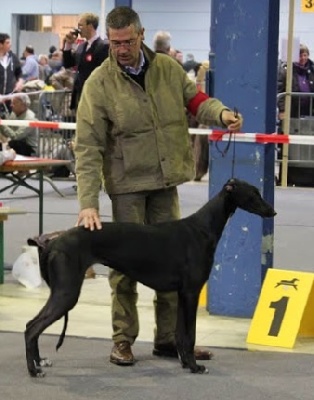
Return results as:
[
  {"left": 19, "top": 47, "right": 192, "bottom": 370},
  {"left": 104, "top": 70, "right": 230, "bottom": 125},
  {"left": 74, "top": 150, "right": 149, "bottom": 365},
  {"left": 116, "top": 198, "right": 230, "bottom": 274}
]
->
[{"left": 120, "top": 134, "right": 159, "bottom": 179}]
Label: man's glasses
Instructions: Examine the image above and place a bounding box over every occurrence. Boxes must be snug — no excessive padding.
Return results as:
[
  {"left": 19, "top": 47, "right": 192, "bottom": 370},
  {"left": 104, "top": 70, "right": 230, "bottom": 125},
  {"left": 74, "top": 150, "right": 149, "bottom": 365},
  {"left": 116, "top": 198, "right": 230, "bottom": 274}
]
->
[{"left": 110, "top": 36, "right": 139, "bottom": 49}]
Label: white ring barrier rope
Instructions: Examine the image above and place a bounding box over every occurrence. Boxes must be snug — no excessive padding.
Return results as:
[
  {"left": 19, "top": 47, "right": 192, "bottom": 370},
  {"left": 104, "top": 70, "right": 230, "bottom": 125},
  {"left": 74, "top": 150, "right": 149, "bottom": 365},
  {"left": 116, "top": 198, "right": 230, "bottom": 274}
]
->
[{"left": 1, "top": 119, "right": 314, "bottom": 146}]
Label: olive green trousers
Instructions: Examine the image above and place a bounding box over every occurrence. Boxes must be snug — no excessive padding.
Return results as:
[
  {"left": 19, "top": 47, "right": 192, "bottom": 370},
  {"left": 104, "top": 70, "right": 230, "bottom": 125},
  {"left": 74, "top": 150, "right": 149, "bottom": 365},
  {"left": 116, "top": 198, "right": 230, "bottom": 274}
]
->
[{"left": 109, "top": 187, "right": 180, "bottom": 346}]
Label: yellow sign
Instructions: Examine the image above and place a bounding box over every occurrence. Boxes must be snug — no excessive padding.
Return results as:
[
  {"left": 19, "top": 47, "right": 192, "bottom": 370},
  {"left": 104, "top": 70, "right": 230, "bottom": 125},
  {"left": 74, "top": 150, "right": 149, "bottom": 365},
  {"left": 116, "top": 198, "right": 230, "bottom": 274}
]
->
[
  {"left": 199, "top": 283, "right": 207, "bottom": 307},
  {"left": 302, "top": 0, "right": 314, "bottom": 12},
  {"left": 247, "top": 269, "right": 314, "bottom": 348}
]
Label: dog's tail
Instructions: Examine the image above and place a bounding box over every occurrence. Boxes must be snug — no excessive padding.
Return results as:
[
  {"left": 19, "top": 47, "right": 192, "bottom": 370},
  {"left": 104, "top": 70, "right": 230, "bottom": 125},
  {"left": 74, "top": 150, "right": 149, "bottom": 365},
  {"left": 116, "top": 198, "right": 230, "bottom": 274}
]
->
[{"left": 56, "top": 312, "right": 69, "bottom": 351}]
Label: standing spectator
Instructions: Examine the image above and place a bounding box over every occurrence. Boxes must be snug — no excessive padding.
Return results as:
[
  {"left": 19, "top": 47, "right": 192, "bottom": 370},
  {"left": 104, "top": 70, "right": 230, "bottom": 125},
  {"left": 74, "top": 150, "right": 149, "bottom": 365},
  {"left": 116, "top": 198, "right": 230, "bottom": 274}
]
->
[
  {"left": 74, "top": 6, "right": 243, "bottom": 366},
  {"left": 63, "top": 11, "right": 109, "bottom": 279},
  {"left": 38, "top": 54, "right": 52, "bottom": 83},
  {"left": 22, "top": 45, "right": 39, "bottom": 81},
  {"left": 49, "top": 50, "right": 63, "bottom": 74},
  {"left": 152, "top": 30, "right": 171, "bottom": 54},
  {"left": 63, "top": 12, "right": 109, "bottom": 111},
  {"left": 0, "top": 33, "right": 23, "bottom": 115},
  {"left": 48, "top": 45, "right": 57, "bottom": 60},
  {"left": 0, "top": 93, "right": 37, "bottom": 156},
  {"left": 183, "top": 53, "right": 200, "bottom": 73},
  {"left": 277, "top": 44, "right": 314, "bottom": 119}
]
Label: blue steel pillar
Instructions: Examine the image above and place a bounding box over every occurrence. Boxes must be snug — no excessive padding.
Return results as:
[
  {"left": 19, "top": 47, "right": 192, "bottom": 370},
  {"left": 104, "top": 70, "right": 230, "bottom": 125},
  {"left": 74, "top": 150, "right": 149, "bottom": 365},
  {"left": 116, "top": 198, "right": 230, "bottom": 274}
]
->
[
  {"left": 208, "top": 0, "right": 279, "bottom": 317},
  {"left": 115, "top": 0, "right": 132, "bottom": 7}
]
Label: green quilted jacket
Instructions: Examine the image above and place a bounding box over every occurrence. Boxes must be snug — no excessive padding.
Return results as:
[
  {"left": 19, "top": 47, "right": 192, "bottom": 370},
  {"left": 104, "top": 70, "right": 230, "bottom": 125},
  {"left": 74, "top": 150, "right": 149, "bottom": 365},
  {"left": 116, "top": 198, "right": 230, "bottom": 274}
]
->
[{"left": 75, "top": 43, "right": 228, "bottom": 210}]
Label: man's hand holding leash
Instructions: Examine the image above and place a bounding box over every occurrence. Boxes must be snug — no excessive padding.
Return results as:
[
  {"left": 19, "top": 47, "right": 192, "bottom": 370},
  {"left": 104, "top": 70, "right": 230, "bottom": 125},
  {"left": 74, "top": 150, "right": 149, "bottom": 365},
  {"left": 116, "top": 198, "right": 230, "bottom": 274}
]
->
[{"left": 221, "top": 109, "right": 243, "bottom": 132}]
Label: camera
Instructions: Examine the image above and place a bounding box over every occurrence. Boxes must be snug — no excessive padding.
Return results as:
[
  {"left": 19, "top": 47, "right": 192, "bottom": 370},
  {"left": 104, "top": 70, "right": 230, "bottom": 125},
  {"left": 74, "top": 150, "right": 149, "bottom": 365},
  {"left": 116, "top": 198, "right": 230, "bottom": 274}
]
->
[{"left": 70, "top": 28, "right": 81, "bottom": 37}]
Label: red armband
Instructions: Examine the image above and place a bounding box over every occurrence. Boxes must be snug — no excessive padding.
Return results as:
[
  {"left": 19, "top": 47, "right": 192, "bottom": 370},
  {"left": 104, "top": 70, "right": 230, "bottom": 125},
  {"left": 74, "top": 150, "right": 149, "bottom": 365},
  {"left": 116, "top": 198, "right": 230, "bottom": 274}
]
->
[{"left": 187, "top": 91, "right": 210, "bottom": 116}]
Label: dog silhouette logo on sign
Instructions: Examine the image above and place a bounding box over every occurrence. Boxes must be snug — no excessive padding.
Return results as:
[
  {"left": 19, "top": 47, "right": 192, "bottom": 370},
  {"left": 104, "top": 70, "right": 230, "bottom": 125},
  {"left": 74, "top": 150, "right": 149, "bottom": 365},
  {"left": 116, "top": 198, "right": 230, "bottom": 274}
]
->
[{"left": 274, "top": 278, "right": 299, "bottom": 290}]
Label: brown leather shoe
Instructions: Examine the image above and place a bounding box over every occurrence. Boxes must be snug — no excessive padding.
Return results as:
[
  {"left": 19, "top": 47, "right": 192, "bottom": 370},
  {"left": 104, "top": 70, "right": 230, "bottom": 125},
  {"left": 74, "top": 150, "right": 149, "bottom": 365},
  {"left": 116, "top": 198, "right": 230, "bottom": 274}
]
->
[
  {"left": 153, "top": 343, "right": 213, "bottom": 360},
  {"left": 85, "top": 266, "right": 96, "bottom": 279},
  {"left": 110, "top": 341, "right": 135, "bottom": 366}
]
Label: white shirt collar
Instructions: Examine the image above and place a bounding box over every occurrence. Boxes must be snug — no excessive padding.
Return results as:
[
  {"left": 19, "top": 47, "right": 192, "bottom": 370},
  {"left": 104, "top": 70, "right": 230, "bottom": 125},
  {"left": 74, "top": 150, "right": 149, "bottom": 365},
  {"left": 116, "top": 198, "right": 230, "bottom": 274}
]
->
[
  {"left": 124, "top": 50, "right": 145, "bottom": 75},
  {"left": 86, "top": 33, "right": 99, "bottom": 50}
]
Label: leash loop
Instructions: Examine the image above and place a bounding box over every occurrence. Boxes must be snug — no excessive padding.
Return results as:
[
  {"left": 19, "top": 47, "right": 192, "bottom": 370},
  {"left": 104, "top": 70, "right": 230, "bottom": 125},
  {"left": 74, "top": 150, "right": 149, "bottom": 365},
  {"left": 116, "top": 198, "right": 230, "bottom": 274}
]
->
[{"left": 214, "top": 107, "right": 239, "bottom": 178}]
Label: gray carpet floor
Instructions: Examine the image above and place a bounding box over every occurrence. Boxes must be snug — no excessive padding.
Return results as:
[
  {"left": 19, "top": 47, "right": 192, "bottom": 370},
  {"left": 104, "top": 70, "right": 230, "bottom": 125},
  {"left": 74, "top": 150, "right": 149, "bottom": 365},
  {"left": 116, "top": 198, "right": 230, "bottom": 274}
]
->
[{"left": 2, "top": 332, "right": 314, "bottom": 400}]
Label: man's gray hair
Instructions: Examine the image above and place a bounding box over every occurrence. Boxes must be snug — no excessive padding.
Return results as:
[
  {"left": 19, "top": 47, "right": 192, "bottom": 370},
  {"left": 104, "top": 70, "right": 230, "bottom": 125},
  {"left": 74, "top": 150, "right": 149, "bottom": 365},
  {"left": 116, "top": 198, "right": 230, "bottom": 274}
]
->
[
  {"left": 106, "top": 6, "right": 142, "bottom": 34},
  {"left": 15, "top": 93, "right": 31, "bottom": 107},
  {"left": 153, "top": 31, "right": 171, "bottom": 53}
]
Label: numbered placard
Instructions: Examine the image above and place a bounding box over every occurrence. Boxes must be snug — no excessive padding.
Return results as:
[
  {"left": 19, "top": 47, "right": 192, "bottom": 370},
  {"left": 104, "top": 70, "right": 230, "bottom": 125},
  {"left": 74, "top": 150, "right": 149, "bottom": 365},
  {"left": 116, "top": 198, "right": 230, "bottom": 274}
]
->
[
  {"left": 302, "top": 0, "right": 314, "bottom": 12},
  {"left": 247, "top": 269, "right": 314, "bottom": 348}
]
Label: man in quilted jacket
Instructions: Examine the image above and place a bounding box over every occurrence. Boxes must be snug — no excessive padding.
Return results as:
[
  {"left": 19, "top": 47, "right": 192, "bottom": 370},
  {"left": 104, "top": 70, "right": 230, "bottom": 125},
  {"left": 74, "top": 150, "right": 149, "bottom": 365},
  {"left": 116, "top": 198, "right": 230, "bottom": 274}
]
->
[{"left": 75, "top": 6, "right": 243, "bottom": 366}]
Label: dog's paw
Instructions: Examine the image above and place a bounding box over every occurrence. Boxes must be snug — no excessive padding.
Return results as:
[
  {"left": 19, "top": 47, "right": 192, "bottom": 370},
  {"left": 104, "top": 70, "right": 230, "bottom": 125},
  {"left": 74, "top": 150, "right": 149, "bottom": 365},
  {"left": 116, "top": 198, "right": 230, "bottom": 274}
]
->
[
  {"left": 39, "top": 357, "right": 53, "bottom": 367},
  {"left": 35, "top": 370, "right": 46, "bottom": 378},
  {"left": 28, "top": 361, "right": 46, "bottom": 378},
  {"left": 190, "top": 364, "right": 209, "bottom": 374}
]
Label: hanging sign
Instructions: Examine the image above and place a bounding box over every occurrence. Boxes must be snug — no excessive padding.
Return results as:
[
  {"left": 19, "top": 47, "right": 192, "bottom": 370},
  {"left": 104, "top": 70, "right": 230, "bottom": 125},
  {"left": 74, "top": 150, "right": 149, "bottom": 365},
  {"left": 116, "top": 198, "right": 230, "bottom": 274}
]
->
[{"left": 301, "top": 0, "right": 314, "bottom": 12}]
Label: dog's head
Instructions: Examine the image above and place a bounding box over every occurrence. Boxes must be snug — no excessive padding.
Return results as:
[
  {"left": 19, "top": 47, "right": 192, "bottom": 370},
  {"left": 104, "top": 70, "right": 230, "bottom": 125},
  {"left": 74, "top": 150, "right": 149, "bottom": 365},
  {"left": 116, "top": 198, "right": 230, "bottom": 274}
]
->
[
  {"left": 28, "top": 230, "right": 65, "bottom": 253},
  {"left": 224, "top": 178, "right": 276, "bottom": 218}
]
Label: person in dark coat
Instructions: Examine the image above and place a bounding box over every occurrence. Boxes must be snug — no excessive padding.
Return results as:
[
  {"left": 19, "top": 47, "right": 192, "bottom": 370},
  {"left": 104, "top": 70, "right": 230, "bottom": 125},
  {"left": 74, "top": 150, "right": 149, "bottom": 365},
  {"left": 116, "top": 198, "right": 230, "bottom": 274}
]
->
[
  {"left": 277, "top": 44, "right": 314, "bottom": 119},
  {"left": 63, "top": 12, "right": 109, "bottom": 111},
  {"left": 0, "top": 33, "right": 23, "bottom": 115}
]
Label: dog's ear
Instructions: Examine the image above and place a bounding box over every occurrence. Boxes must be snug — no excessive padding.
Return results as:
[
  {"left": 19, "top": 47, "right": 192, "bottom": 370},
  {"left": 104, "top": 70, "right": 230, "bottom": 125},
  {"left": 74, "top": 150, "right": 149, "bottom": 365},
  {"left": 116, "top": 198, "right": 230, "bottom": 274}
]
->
[
  {"left": 27, "top": 230, "right": 65, "bottom": 250},
  {"left": 27, "top": 238, "right": 40, "bottom": 248}
]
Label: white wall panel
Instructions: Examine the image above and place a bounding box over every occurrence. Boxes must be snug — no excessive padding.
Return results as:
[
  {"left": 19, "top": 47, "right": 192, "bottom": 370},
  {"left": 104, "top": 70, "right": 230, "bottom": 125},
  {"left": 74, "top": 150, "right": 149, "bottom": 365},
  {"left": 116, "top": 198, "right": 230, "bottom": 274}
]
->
[{"left": 1, "top": 1, "right": 314, "bottom": 63}]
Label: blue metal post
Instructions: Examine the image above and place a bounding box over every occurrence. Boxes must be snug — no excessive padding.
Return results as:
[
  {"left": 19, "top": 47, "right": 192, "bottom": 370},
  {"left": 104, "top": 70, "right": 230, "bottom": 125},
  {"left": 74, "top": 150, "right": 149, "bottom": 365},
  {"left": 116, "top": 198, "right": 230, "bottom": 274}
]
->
[
  {"left": 208, "top": 0, "right": 279, "bottom": 317},
  {"left": 115, "top": 0, "right": 132, "bottom": 7}
]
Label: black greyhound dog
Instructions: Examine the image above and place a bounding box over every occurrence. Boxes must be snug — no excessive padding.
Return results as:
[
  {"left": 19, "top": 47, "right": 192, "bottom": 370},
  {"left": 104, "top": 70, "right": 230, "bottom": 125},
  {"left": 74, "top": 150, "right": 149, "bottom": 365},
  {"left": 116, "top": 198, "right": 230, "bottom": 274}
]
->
[{"left": 25, "top": 178, "right": 276, "bottom": 377}]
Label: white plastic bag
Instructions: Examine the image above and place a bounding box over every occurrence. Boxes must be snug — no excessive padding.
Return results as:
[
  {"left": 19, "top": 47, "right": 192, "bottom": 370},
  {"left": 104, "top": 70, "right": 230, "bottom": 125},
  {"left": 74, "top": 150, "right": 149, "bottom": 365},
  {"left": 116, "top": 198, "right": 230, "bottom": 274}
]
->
[{"left": 12, "top": 245, "right": 42, "bottom": 289}]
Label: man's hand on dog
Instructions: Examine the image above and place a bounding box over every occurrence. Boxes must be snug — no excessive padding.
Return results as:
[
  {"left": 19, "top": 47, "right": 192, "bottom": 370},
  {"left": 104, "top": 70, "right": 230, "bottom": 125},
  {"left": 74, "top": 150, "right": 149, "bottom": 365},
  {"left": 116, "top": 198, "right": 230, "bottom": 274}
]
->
[{"left": 76, "top": 208, "right": 102, "bottom": 230}]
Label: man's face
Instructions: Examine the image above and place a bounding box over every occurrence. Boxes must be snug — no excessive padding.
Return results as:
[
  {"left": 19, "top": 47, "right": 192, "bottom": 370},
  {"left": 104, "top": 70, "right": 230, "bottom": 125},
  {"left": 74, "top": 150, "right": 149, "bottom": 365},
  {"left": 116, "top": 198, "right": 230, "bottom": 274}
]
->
[
  {"left": 78, "top": 17, "right": 91, "bottom": 39},
  {"left": 0, "top": 39, "right": 11, "bottom": 54},
  {"left": 299, "top": 51, "right": 309, "bottom": 66},
  {"left": 11, "top": 97, "right": 26, "bottom": 116},
  {"left": 108, "top": 24, "right": 143, "bottom": 68}
]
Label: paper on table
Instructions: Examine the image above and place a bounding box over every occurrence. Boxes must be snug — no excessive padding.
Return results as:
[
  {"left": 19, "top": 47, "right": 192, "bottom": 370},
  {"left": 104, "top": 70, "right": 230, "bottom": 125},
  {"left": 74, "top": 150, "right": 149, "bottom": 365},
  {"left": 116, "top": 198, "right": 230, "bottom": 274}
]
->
[{"left": 14, "top": 155, "right": 41, "bottom": 161}]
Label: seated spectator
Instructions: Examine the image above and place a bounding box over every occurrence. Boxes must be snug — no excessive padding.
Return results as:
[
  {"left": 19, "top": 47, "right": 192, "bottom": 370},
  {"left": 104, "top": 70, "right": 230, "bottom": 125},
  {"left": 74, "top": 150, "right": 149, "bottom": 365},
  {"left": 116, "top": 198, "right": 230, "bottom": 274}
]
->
[
  {"left": 22, "top": 45, "right": 39, "bottom": 81},
  {"left": 0, "top": 94, "right": 37, "bottom": 156},
  {"left": 38, "top": 54, "right": 52, "bottom": 83}
]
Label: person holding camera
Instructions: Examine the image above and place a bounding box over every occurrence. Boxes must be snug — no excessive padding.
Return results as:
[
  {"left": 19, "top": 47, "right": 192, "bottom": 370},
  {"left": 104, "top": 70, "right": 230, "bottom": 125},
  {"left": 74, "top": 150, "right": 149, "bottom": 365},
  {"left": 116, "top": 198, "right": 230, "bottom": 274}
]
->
[{"left": 62, "top": 12, "right": 109, "bottom": 111}]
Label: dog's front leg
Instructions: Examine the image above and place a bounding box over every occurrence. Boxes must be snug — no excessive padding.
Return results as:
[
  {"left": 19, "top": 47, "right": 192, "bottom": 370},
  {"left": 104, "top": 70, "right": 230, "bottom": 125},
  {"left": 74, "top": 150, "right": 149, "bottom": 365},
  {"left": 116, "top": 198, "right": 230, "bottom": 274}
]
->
[{"left": 176, "top": 292, "right": 208, "bottom": 374}]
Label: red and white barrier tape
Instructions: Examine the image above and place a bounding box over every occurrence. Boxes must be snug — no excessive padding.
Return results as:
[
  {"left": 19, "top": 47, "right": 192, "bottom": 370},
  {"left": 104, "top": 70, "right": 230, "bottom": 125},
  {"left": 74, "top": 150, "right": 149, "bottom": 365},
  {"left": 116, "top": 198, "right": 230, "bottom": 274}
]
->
[
  {"left": 1, "top": 119, "right": 314, "bottom": 146},
  {"left": 0, "top": 119, "right": 76, "bottom": 130}
]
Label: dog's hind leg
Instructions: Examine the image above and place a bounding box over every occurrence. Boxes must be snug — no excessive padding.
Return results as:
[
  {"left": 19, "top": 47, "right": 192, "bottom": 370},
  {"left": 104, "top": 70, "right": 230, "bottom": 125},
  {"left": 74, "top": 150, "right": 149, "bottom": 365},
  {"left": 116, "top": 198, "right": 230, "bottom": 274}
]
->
[
  {"left": 25, "top": 289, "right": 80, "bottom": 377},
  {"left": 176, "top": 290, "right": 208, "bottom": 374}
]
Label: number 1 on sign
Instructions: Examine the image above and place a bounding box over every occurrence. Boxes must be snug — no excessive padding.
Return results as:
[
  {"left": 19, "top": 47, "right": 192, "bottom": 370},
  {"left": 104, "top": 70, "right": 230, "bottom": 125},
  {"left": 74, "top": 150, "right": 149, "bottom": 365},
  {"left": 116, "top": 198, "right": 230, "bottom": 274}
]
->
[{"left": 268, "top": 296, "right": 289, "bottom": 336}]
